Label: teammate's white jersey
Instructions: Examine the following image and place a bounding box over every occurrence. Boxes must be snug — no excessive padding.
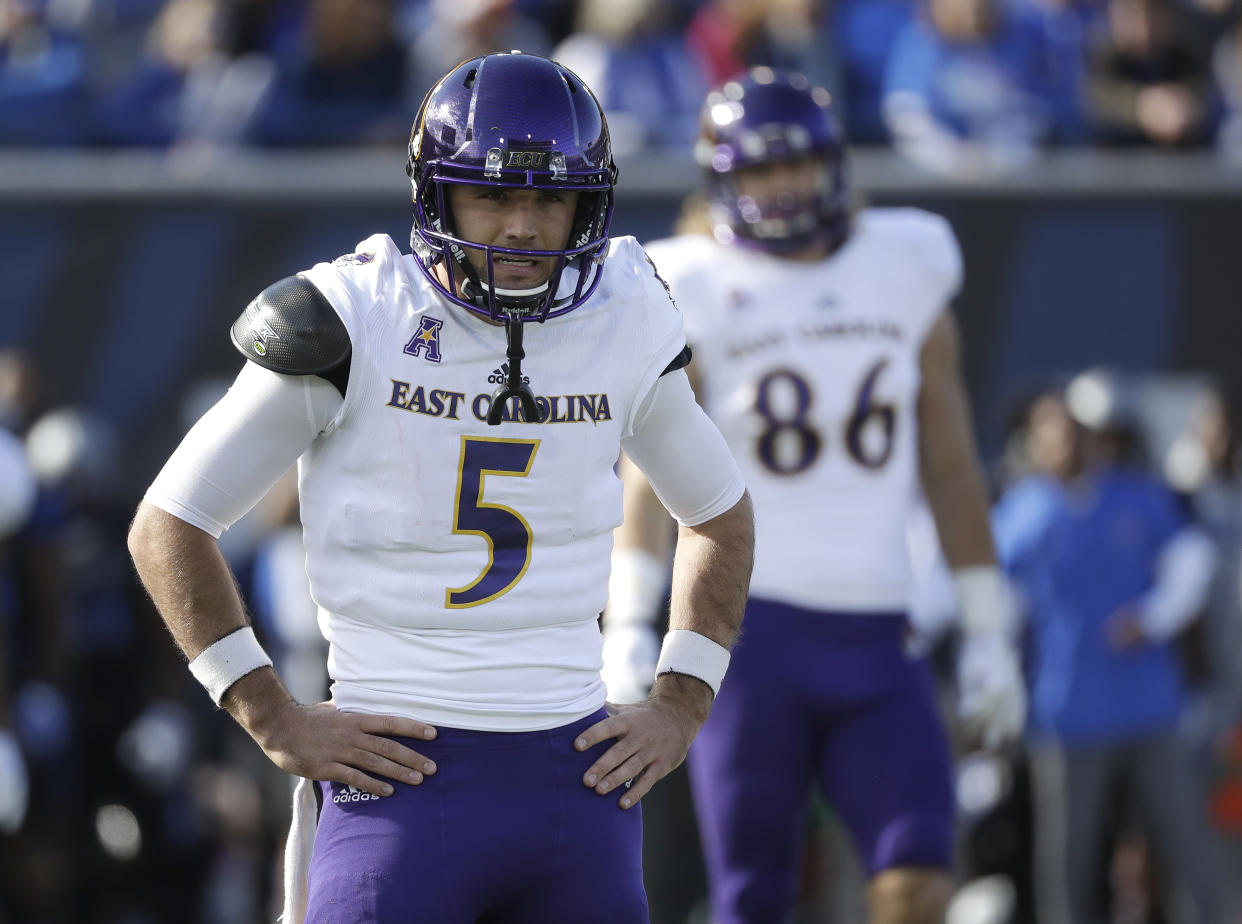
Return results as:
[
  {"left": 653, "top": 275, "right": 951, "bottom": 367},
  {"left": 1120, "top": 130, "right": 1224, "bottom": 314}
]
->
[
  {"left": 645, "top": 208, "right": 961, "bottom": 613},
  {"left": 296, "top": 233, "right": 686, "bottom": 730}
]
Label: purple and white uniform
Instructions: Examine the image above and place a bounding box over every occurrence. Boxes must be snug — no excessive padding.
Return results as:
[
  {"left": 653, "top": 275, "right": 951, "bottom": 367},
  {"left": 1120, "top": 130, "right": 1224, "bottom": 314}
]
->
[
  {"left": 145, "top": 232, "right": 746, "bottom": 923},
  {"left": 645, "top": 208, "right": 961, "bottom": 922}
]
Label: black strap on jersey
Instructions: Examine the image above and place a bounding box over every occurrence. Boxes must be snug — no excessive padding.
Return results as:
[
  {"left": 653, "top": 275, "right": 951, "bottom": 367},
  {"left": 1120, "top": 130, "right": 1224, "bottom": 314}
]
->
[
  {"left": 660, "top": 344, "right": 692, "bottom": 376},
  {"left": 230, "top": 275, "right": 352, "bottom": 399},
  {"left": 487, "top": 317, "right": 547, "bottom": 425}
]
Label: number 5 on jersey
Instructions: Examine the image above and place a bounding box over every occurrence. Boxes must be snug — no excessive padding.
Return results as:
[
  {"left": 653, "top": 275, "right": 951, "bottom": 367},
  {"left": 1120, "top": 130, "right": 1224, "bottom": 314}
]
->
[{"left": 446, "top": 436, "right": 540, "bottom": 608}]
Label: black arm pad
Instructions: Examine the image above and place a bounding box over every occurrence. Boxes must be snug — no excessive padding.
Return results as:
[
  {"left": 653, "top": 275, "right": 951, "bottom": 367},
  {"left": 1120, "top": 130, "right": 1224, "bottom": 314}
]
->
[{"left": 230, "top": 276, "right": 352, "bottom": 394}]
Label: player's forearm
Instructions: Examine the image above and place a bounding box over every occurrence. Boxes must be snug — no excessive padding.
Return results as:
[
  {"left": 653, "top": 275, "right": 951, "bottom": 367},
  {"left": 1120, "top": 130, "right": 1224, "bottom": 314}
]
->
[
  {"left": 650, "top": 492, "right": 753, "bottom": 720},
  {"left": 129, "top": 502, "right": 252, "bottom": 656},
  {"left": 667, "top": 491, "right": 754, "bottom": 650},
  {"left": 128, "top": 502, "right": 297, "bottom": 730},
  {"left": 922, "top": 457, "right": 996, "bottom": 569},
  {"left": 917, "top": 311, "right": 996, "bottom": 569}
]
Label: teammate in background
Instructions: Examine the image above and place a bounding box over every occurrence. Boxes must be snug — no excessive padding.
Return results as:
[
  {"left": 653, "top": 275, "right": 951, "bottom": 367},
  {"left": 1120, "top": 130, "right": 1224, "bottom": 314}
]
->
[
  {"left": 128, "top": 52, "right": 753, "bottom": 923},
  {"left": 604, "top": 69, "right": 1026, "bottom": 924}
]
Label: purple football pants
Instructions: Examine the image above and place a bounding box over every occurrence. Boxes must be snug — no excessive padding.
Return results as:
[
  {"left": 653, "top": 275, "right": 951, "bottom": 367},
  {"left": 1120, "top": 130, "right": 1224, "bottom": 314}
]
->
[
  {"left": 688, "top": 599, "right": 954, "bottom": 924},
  {"left": 305, "top": 709, "right": 647, "bottom": 924}
]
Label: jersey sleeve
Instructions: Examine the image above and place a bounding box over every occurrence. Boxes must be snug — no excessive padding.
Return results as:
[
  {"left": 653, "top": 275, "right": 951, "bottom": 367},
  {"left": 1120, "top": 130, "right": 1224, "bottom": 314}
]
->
[
  {"left": 293, "top": 233, "right": 404, "bottom": 433},
  {"left": 642, "top": 234, "right": 717, "bottom": 346},
  {"left": 144, "top": 362, "right": 341, "bottom": 537},
  {"left": 908, "top": 210, "right": 963, "bottom": 341},
  {"left": 870, "top": 208, "right": 962, "bottom": 348},
  {"left": 622, "top": 370, "right": 745, "bottom": 527},
  {"left": 612, "top": 237, "right": 691, "bottom": 440}
]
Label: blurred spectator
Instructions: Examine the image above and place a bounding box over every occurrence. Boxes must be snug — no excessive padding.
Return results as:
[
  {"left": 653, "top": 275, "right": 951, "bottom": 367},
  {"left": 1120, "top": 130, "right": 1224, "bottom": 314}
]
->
[
  {"left": 1213, "top": 7, "right": 1242, "bottom": 161},
  {"left": 409, "top": 0, "right": 552, "bottom": 104},
  {"left": 1164, "top": 381, "right": 1242, "bottom": 919},
  {"left": 1084, "top": 0, "right": 1218, "bottom": 147},
  {"left": 1015, "top": 0, "right": 1110, "bottom": 143},
  {"left": 514, "top": 0, "right": 577, "bottom": 44},
  {"left": 882, "top": 0, "right": 1059, "bottom": 177},
  {"left": 554, "top": 0, "right": 704, "bottom": 156},
  {"left": 0, "top": 406, "right": 215, "bottom": 922},
  {"left": 246, "top": 0, "right": 410, "bottom": 146},
  {"left": 0, "top": 426, "right": 36, "bottom": 843},
  {"left": 831, "top": 0, "right": 915, "bottom": 143},
  {"left": 97, "top": 0, "right": 274, "bottom": 147},
  {"left": 0, "top": 0, "right": 90, "bottom": 144},
  {"left": 1165, "top": 382, "right": 1242, "bottom": 746},
  {"left": 686, "top": 0, "right": 840, "bottom": 98},
  {"left": 993, "top": 379, "right": 1227, "bottom": 924},
  {"left": 0, "top": 347, "right": 42, "bottom": 434}
]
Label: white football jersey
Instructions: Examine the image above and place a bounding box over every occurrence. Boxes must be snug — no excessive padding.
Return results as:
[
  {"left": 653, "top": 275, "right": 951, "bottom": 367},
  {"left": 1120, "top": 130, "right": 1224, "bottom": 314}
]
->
[
  {"left": 295, "top": 233, "right": 686, "bottom": 730},
  {"left": 645, "top": 208, "right": 961, "bottom": 613}
]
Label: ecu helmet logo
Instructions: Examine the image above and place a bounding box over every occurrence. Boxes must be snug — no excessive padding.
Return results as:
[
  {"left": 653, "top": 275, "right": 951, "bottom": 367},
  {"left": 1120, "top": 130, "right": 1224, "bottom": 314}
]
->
[{"left": 506, "top": 151, "right": 546, "bottom": 167}]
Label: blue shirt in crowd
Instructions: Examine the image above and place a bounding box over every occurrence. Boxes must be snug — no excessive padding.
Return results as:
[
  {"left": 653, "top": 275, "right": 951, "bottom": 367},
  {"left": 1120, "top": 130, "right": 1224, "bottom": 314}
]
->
[{"left": 993, "top": 467, "right": 1190, "bottom": 745}]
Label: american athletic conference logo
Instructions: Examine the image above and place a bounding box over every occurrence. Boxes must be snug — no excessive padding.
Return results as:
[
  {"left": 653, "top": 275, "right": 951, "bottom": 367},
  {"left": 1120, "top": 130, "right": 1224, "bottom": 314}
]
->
[
  {"left": 404, "top": 316, "right": 443, "bottom": 363},
  {"left": 333, "top": 784, "right": 380, "bottom": 804}
]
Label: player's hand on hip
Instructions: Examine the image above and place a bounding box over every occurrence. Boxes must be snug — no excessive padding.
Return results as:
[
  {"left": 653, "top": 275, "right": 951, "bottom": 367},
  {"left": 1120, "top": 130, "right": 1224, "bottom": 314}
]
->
[
  {"left": 575, "top": 672, "right": 712, "bottom": 809},
  {"left": 256, "top": 701, "right": 438, "bottom": 797},
  {"left": 601, "top": 623, "right": 660, "bottom": 705},
  {"left": 956, "top": 633, "right": 1027, "bottom": 751}
]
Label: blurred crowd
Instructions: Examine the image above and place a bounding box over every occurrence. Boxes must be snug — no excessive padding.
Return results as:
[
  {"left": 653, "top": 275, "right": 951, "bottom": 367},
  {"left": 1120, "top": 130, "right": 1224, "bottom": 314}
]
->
[
  {"left": 4, "top": 334, "right": 1242, "bottom": 923},
  {"left": 0, "top": 348, "right": 324, "bottom": 924},
  {"left": 2, "top": 0, "right": 1242, "bottom": 172}
]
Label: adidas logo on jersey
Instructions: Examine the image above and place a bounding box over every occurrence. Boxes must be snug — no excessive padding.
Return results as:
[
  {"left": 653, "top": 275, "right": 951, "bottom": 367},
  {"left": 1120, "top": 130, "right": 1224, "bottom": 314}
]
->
[
  {"left": 332, "top": 784, "right": 380, "bottom": 804},
  {"left": 488, "top": 362, "right": 530, "bottom": 386}
]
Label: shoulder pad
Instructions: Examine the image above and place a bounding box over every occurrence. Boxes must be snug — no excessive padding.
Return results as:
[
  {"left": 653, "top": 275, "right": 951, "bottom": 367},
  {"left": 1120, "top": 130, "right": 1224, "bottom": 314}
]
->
[{"left": 230, "top": 275, "right": 351, "bottom": 375}]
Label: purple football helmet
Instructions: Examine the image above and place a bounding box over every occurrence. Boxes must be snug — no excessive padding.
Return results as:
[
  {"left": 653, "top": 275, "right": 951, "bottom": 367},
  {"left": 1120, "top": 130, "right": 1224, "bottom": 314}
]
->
[
  {"left": 696, "top": 68, "right": 849, "bottom": 254},
  {"left": 406, "top": 52, "right": 617, "bottom": 323}
]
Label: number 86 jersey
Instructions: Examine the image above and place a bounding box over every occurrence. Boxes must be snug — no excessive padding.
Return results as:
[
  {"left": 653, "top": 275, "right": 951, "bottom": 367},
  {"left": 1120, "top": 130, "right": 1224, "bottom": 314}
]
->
[{"left": 644, "top": 208, "right": 962, "bottom": 614}]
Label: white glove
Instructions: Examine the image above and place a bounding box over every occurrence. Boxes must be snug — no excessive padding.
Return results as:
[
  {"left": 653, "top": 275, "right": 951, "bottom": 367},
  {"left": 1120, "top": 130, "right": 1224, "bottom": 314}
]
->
[
  {"left": 601, "top": 623, "right": 661, "bottom": 704},
  {"left": 956, "top": 633, "right": 1027, "bottom": 750},
  {"left": 0, "top": 728, "right": 29, "bottom": 834}
]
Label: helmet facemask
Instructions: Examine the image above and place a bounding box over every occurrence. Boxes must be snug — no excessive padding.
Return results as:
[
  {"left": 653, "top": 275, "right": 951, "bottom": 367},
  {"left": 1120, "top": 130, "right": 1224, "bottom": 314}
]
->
[
  {"left": 706, "top": 151, "right": 848, "bottom": 254},
  {"left": 407, "top": 147, "right": 615, "bottom": 325}
]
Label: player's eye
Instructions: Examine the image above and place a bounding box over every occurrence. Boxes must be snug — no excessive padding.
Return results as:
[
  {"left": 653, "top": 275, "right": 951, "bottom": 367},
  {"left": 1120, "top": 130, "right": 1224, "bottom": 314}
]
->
[{"left": 538, "top": 192, "right": 564, "bottom": 204}]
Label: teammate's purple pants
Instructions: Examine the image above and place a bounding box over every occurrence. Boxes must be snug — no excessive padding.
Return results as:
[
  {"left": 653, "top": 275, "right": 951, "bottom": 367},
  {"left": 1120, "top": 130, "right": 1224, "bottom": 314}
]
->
[
  {"left": 305, "top": 709, "right": 646, "bottom": 923},
  {"left": 689, "top": 599, "right": 954, "bottom": 924}
]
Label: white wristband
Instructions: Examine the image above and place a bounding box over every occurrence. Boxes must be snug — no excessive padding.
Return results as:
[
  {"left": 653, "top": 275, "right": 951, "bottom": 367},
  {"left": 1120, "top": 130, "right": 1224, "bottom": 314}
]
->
[
  {"left": 188, "top": 627, "right": 273, "bottom": 706},
  {"left": 655, "top": 629, "right": 731, "bottom": 696},
  {"left": 952, "top": 566, "right": 1016, "bottom": 637},
  {"left": 605, "top": 548, "right": 669, "bottom": 628}
]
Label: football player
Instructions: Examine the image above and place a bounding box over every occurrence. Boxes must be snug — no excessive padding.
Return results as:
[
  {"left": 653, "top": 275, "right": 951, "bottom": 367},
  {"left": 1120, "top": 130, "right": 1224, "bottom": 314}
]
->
[
  {"left": 128, "top": 52, "right": 754, "bottom": 923},
  {"left": 604, "top": 68, "right": 1026, "bottom": 924}
]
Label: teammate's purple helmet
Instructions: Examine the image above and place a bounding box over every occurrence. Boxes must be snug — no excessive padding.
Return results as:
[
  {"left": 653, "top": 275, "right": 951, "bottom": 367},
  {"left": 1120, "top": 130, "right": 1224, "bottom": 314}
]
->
[
  {"left": 696, "top": 68, "right": 848, "bottom": 254},
  {"left": 406, "top": 52, "right": 617, "bottom": 322}
]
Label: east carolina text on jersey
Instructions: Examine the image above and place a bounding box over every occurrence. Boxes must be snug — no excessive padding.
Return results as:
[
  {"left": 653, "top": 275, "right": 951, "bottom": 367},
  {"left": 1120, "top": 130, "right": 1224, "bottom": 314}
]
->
[
  {"left": 290, "top": 232, "right": 685, "bottom": 731},
  {"left": 385, "top": 380, "right": 613, "bottom": 424}
]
